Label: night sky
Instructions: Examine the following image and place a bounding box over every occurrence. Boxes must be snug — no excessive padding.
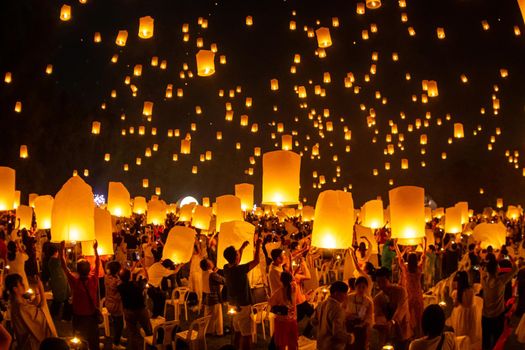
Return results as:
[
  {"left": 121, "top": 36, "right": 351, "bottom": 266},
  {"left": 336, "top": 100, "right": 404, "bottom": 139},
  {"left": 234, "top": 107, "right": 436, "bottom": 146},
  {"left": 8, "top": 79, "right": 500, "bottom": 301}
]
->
[{"left": 1, "top": 0, "right": 525, "bottom": 211}]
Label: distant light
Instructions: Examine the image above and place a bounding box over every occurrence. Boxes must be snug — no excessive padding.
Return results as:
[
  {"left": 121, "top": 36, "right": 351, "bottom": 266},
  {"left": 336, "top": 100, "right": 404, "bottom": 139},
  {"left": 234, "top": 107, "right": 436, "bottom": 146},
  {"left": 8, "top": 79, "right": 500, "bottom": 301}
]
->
[
  {"left": 94, "top": 194, "right": 105, "bottom": 207},
  {"left": 180, "top": 196, "right": 198, "bottom": 206}
]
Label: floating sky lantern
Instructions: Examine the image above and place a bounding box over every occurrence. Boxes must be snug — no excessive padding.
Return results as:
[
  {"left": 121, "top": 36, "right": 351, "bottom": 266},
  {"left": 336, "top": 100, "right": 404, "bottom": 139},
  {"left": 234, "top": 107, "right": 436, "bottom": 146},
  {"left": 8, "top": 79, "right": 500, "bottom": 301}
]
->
[
  {"left": 361, "top": 199, "right": 384, "bottom": 229},
  {"left": 16, "top": 205, "right": 33, "bottom": 230},
  {"left": 389, "top": 186, "right": 425, "bottom": 245},
  {"left": 107, "top": 182, "right": 131, "bottom": 217},
  {"left": 34, "top": 195, "right": 53, "bottom": 230},
  {"left": 215, "top": 195, "right": 243, "bottom": 231},
  {"left": 178, "top": 203, "right": 195, "bottom": 222},
  {"left": 444, "top": 206, "right": 462, "bottom": 234},
  {"left": 60, "top": 4, "right": 71, "bottom": 21},
  {"left": 163, "top": 226, "right": 196, "bottom": 264},
  {"left": 91, "top": 121, "right": 101, "bottom": 135},
  {"left": 116, "top": 30, "right": 128, "bottom": 46},
  {"left": 138, "top": 16, "right": 154, "bottom": 39},
  {"left": 262, "top": 151, "right": 301, "bottom": 205},
  {"left": 315, "top": 27, "right": 332, "bottom": 48},
  {"left": 366, "top": 0, "right": 381, "bottom": 9},
  {"left": 196, "top": 50, "right": 215, "bottom": 76},
  {"left": 235, "top": 183, "right": 254, "bottom": 211},
  {"left": 133, "top": 196, "right": 147, "bottom": 214},
  {"left": 51, "top": 176, "right": 95, "bottom": 242},
  {"left": 311, "top": 190, "right": 354, "bottom": 249},
  {"left": 454, "top": 123, "right": 464, "bottom": 138},
  {"left": 192, "top": 205, "right": 212, "bottom": 230},
  {"left": 147, "top": 198, "right": 166, "bottom": 225}
]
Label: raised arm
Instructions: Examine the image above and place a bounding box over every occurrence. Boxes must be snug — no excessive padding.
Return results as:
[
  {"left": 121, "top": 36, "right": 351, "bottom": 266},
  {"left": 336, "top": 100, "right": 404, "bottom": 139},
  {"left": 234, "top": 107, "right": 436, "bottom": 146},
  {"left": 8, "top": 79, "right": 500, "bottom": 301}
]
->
[
  {"left": 59, "top": 241, "right": 74, "bottom": 280},
  {"left": 93, "top": 240, "right": 100, "bottom": 275},
  {"left": 247, "top": 238, "right": 263, "bottom": 271},
  {"left": 419, "top": 237, "right": 427, "bottom": 268},
  {"left": 351, "top": 248, "right": 365, "bottom": 275}
]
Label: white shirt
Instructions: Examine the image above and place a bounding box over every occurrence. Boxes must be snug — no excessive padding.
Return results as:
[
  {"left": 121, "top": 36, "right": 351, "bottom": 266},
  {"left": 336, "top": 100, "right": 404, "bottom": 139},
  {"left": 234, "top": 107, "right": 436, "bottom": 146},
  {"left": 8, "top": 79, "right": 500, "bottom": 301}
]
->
[
  {"left": 409, "top": 332, "right": 457, "bottom": 350},
  {"left": 147, "top": 262, "right": 173, "bottom": 288}
]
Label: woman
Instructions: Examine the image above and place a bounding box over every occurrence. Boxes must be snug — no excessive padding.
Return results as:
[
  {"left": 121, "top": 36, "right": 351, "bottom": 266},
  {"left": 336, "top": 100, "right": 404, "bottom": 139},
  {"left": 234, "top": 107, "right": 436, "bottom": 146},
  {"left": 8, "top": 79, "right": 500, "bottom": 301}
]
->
[
  {"left": 47, "top": 244, "right": 70, "bottom": 319},
  {"left": 268, "top": 271, "right": 298, "bottom": 350},
  {"left": 188, "top": 237, "right": 203, "bottom": 309},
  {"left": 6, "top": 274, "right": 54, "bottom": 350},
  {"left": 346, "top": 276, "right": 374, "bottom": 350},
  {"left": 424, "top": 245, "right": 437, "bottom": 290},
  {"left": 409, "top": 305, "right": 457, "bottom": 350},
  {"left": 105, "top": 261, "right": 124, "bottom": 350},
  {"left": 115, "top": 238, "right": 128, "bottom": 267},
  {"left": 447, "top": 271, "right": 481, "bottom": 349},
  {"left": 396, "top": 240, "right": 426, "bottom": 337},
  {"left": 141, "top": 235, "right": 155, "bottom": 268},
  {"left": 7, "top": 240, "right": 29, "bottom": 289},
  {"left": 356, "top": 237, "right": 372, "bottom": 270}
]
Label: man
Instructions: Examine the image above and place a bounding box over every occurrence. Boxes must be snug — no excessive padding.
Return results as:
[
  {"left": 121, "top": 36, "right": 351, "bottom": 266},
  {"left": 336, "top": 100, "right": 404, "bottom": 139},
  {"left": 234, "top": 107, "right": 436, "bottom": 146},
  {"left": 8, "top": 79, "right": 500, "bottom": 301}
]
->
[
  {"left": 268, "top": 248, "right": 285, "bottom": 294},
  {"left": 311, "top": 281, "right": 353, "bottom": 350},
  {"left": 481, "top": 257, "right": 518, "bottom": 350},
  {"left": 200, "top": 258, "right": 225, "bottom": 335},
  {"left": 381, "top": 240, "right": 396, "bottom": 272},
  {"left": 60, "top": 240, "right": 100, "bottom": 350},
  {"left": 146, "top": 249, "right": 180, "bottom": 317},
  {"left": 223, "top": 237, "right": 262, "bottom": 350},
  {"left": 118, "top": 268, "right": 152, "bottom": 350},
  {"left": 443, "top": 242, "right": 460, "bottom": 278},
  {"left": 374, "top": 267, "right": 412, "bottom": 350}
]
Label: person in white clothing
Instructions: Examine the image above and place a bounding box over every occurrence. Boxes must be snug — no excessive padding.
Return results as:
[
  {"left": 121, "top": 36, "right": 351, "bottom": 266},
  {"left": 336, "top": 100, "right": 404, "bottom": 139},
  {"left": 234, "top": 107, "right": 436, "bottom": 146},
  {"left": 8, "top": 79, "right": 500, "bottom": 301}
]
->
[
  {"left": 268, "top": 248, "right": 285, "bottom": 295},
  {"left": 409, "top": 304, "right": 457, "bottom": 350}
]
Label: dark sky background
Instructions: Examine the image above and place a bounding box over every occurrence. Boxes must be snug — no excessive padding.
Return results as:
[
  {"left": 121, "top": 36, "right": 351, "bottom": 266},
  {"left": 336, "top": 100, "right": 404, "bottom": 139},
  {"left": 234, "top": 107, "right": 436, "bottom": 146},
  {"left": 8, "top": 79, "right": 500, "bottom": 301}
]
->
[{"left": 1, "top": 0, "right": 525, "bottom": 211}]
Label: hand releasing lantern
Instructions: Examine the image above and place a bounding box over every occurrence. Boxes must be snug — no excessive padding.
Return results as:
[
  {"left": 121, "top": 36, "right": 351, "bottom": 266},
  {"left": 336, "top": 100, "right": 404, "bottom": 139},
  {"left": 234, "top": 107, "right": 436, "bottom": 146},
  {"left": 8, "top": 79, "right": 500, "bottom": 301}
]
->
[
  {"left": 388, "top": 186, "right": 425, "bottom": 245},
  {"left": 311, "top": 190, "right": 355, "bottom": 249}
]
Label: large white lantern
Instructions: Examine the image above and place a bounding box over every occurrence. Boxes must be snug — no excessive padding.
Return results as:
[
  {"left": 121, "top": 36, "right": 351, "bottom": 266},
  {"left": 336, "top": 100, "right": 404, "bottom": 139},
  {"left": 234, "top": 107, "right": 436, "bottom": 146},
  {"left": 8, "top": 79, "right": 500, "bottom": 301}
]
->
[
  {"left": 215, "top": 195, "right": 243, "bottom": 231},
  {"left": 311, "top": 190, "right": 354, "bottom": 249},
  {"left": 107, "top": 182, "right": 131, "bottom": 217},
  {"left": 262, "top": 150, "right": 301, "bottom": 205},
  {"left": 163, "top": 226, "right": 196, "bottom": 264},
  {"left": 388, "top": 186, "right": 425, "bottom": 245}
]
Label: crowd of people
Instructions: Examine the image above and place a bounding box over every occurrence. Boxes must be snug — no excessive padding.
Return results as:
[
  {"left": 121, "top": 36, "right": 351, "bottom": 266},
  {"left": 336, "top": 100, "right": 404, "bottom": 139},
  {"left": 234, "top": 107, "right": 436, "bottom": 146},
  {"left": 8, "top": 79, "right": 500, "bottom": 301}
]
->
[{"left": 0, "top": 209, "right": 524, "bottom": 350}]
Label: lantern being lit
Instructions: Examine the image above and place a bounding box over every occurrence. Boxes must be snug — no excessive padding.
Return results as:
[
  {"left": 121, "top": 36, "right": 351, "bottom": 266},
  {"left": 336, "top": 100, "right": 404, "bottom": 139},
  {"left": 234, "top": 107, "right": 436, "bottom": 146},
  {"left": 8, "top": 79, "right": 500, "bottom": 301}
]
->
[
  {"left": 311, "top": 190, "right": 355, "bottom": 249},
  {"left": 315, "top": 27, "right": 332, "bottom": 48},
  {"left": 107, "top": 182, "right": 131, "bottom": 217},
  {"left": 34, "top": 195, "right": 54, "bottom": 229},
  {"left": 235, "top": 183, "right": 254, "bottom": 211},
  {"left": 215, "top": 195, "right": 243, "bottom": 231},
  {"left": 262, "top": 151, "right": 301, "bottom": 205},
  {"left": 361, "top": 199, "right": 384, "bottom": 229},
  {"left": 389, "top": 186, "right": 425, "bottom": 245},
  {"left": 138, "top": 16, "right": 154, "bottom": 39},
  {"left": 196, "top": 50, "right": 215, "bottom": 77},
  {"left": 51, "top": 176, "right": 95, "bottom": 242},
  {"left": 163, "top": 226, "right": 196, "bottom": 264},
  {"left": 147, "top": 199, "right": 166, "bottom": 225}
]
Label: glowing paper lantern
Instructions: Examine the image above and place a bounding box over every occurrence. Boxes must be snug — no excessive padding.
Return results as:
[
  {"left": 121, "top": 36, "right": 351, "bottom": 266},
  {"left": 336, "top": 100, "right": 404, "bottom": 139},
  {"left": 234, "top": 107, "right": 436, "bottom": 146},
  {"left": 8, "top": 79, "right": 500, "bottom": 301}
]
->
[
  {"left": 91, "top": 121, "right": 101, "bottom": 135},
  {"left": 215, "top": 195, "right": 243, "bottom": 231},
  {"left": 60, "top": 5, "right": 71, "bottom": 21},
  {"left": 281, "top": 134, "right": 293, "bottom": 150},
  {"left": 454, "top": 123, "right": 464, "bottom": 138},
  {"left": 196, "top": 50, "right": 215, "bottom": 77},
  {"left": 262, "top": 151, "right": 301, "bottom": 205},
  {"left": 192, "top": 205, "right": 213, "bottom": 230},
  {"left": 301, "top": 205, "right": 315, "bottom": 221},
  {"left": 507, "top": 205, "right": 520, "bottom": 220},
  {"left": 116, "top": 30, "right": 128, "bottom": 46},
  {"left": 107, "top": 182, "right": 131, "bottom": 217},
  {"left": 473, "top": 223, "right": 506, "bottom": 249},
  {"left": 235, "top": 183, "right": 254, "bottom": 211},
  {"left": 217, "top": 221, "right": 255, "bottom": 269},
  {"left": 315, "top": 27, "right": 332, "bottom": 48},
  {"left": 1, "top": 167, "right": 17, "bottom": 210},
  {"left": 366, "top": 0, "right": 381, "bottom": 9},
  {"left": 34, "top": 195, "right": 53, "bottom": 229},
  {"left": 444, "top": 206, "right": 462, "bottom": 234},
  {"left": 388, "top": 186, "right": 425, "bottom": 245},
  {"left": 13, "top": 190, "right": 20, "bottom": 209},
  {"left": 138, "top": 16, "right": 154, "bottom": 39},
  {"left": 51, "top": 176, "right": 95, "bottom": 242},
  {"left": 133, "top": 196, "right": 147, "bottom": 214},
  {"left": 178, "top": 203, "right": 195, "bottom": 222},
  {"left": 163, "top": 226, "right": 196, "bottom": 264},
  {"left": 147, "top": 199, "right": 166, "bottom": 225},
  {"left": 271, "top": 79, "right": 279, "bottom": 91},
  {"left": 455, "top": 201, "right": 469, "bottom": 224},
  {"left": 16, "top": 205, "right": 33, "bottom": 230},
  {"left": 19, "top": 145, "right": 28, "bottom": 159},
  {"left": 361, "top": 199, "right": 384, "bottom": 229},
  {"left": 28, "top": 193, "right": 38, "bottom": 208},
  {"left": 84, "top": 208, "right": 114, "bottom": 256},
  {"left": 311, "top": 190, "right": 354, "bottom": 249}
]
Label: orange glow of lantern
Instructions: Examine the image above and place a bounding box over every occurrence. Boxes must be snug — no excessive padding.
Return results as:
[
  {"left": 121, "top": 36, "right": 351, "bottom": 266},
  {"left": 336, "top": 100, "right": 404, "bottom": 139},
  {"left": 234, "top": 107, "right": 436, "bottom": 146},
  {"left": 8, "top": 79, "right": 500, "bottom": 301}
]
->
[
  {"left": 235, "top": 183, "right": 254, "bottom": 211},
  {"left": 192, "top": 205, "right": 213, "bottom": 230},
  {"left": 444, "top": 206, "right": 462, "bottom": 234},
  {"left": 138, "top": 16, "right": 154, "bottom": 39},
  {"left": 60, "top": 5, "right": 71, "bottom": 21},
  {"left": 163, "top": 226, "right": 196, "bottom": 264},
  {"left": 215, "top": 195, "right": 243, "bottom": 231},
  {"left": 262, "top": 151, "right": 301, "bottom": 205},
  {"left": 315, "top": 27, "right": 332, "bottom": 48},
  {"left": 196, "top": 50, "right": 215, "bottom": 77},
  {"left": 389, "top": 186, "right": 425, "bottom": 245},
  {"left": 361, "top": 199, "right": 384, "bottom": 229},
  {"left": 107, "top": 182, "right": 131, "bottom": 217},
  {"left": 16, "top": 205, "right": 33, "bottom": 230}
]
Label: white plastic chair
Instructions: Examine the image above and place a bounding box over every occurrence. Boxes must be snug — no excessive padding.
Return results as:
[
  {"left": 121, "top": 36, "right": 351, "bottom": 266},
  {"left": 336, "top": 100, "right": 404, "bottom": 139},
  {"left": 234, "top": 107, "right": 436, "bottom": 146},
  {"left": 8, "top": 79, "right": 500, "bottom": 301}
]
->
[
  {"left": 99, "top": 297, "right": 110, "bottom": 338},
  {"left": 163, "top": 287, "right": 190, "bottom": 321},
  {"left": 174, "top": 315, "right": 211, "bottom": 350},
  {"left": 250, "top": 302, "right": 269, "bottom": 343},
  {"left": 319, "top": 262, "right": 331, "bottom": 285},
  {"left": 310, "top": 286, "right": 329, "bottom": 309},
  {"left": 143, "top": 319, "right": 179, "bottom": 350}
]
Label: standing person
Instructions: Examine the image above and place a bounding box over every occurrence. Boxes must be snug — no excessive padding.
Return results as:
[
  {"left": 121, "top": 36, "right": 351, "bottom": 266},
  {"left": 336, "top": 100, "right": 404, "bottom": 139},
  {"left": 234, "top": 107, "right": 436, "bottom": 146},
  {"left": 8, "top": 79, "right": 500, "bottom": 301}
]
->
[
  {"left": 0, "top": 231, "right": 7, "bottom": 262},
  {"left": 5, "top": 274, "right": 54, "bottom": 350},
  {"left": 223, "top": 237, "right": 262, "bottom": 350},
  {"left": 346, "top": 276, "right": 374, "bottom": 350},
  {"left": 269, "top": 248, "right": 285, "bottom": 295},
  {"left": 480, "top": 258, "right": 518, "bottom": 350},
  {"left": 381, "top": 240, "right": 396, "bottom": 273},
  {"left": 395, "top": 241, "right": 426, "bottom": 337},
  {"left": 311, "top": 281, "right": 353, "bottom": 350},
  {"left": 424, "top": 245, "right": 437, "bottom": 290},
  {"left": 374, "top": 267, "right": 413, "bottom": 350},
  {"left": 356, "top": 237, "right": 372, "bottom": 270},
  {"left": 7, "top": 240, "right": 29, "bottom": 289},
  {"left": 47, "top": 244, "right": 69, "bottom": 319},
  {"left": 118, "top": 268, "right": 152, "bottom": 350},
  {"left": 408, "top": 305, "right": 457, "bottom": 350},
  {"left": 141, "top": 235, "right": 155, "bottom": 268},
  {"left": 104, "top": 261, "right": 124, "bottom": 350},
  {"left": 200, "top": 258, "right": 225, "bottom": 336},
  {"left": 189, "top": 238, "right": 204, "bottom": 310},
  {"left": 146, "top": 250, "right": 178, "bottom": 317},
  {"left": 269, "top": 271, "right": 298, "bottom": 350},
  {"left": 447, "top": 271, "right": 480, "bottom": 348},
  {"left": 60, "top": 241, "right": 100, "bottom": 350}
]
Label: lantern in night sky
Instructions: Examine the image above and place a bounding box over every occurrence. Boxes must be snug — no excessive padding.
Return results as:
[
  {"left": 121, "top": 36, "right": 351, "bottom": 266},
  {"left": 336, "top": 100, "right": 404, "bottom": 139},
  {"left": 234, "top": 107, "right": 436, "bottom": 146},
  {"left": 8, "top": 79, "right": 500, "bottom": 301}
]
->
[
  {"left": 262, "top": 150, "right": 301, "bottom": 205},
  {"left": 133, "top": 196, "right": 147, "bottom": 214},
  {"left": 361, "top": 199, "right": 384, "bottom": 229},
  {"left": 163, "top": 226, "right": 196, "bottom": 264},
  {"left": 196, "top": 50, "right": 215, "bottom": 76},
  {"left": 147, "top": 198, "right": 166, "bottom": 225},
  {"left": 217, "top": 221, "right": 255, "bottom": 268},
  {"left": 19, "top": 145, "right": 28, "bottom": 159},
  {"left": 281, "top": 134, "right": 293, "bottom": 150},
  {"left": 389, "top": 186, "right": 425, "bottom": 245},
  {"left": 91, "top": 121, "right": 101, "bottom": 135},
  {"left": 366, "top": 0, "right": 381, "bottom": 9},
  {"left": 454, "top": 123, "right": 464, "bottom": 138},
  {"left": 107, "top": 182, "right": 131, "bottom": 217},
  {"left": 51, "top": 176, "right": 95, "bottom": 242},
  {"left": 235, "top": 183, "right": 254, "bottom": 211},
  {"left": 16, "top": 205, "right": 33, "bottom": 230},
  {"left": 445, "top": 206, "right": 462, "bottom": 234},
  {"left": 34, "top": 195, "right": 53, "bottom": 229},
  {"left": 311, "top": 190, "right": 354, "bottom": 249},
  {"left": 315, "top": 27, "right": 332, "bottom": 48},
  {"left": 138, "top": 16, "right": 154, "bottom": 39},
  {"left": 60, "top": 5, "right": 71, "bottom": 21},
  {"left": 116, "top": 30, "right": 128, "bottom": 46},
  {"left": 192, "top": 205, "right": 213, "bottom": 230},
  {"left": 215, "top": 195, "right": 243, "bottom": 231}
]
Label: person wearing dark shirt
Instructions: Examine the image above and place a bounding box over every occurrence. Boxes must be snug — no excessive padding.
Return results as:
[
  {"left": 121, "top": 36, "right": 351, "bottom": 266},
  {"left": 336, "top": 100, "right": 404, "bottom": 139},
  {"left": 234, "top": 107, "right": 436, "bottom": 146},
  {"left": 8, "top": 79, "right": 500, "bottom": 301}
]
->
[
  {"left": 223, "top": 237, "right": 262, "bottom": 350},
  {"left": 117, "top": 268, "right": 152, "bottom": 350},
  {"left": 443, "top": 242, "right": 460, "bottom": 278}
]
